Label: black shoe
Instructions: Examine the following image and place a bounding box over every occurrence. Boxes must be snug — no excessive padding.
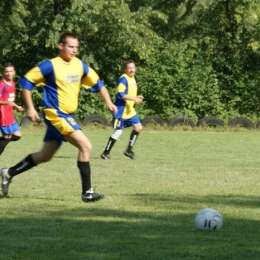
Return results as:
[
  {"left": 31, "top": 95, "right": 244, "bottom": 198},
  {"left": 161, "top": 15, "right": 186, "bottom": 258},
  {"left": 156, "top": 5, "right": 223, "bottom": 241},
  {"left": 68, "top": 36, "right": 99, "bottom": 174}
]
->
[
  {"left": 81, "top": 188, "right": 105, "bottom": 202},
  {"left": 124, "top": 150, "right": 136, "bottom": 160},
  {"left": 1, "top": 168, "right": 11, "bottom": 196},
  {"left": 101, "top": 152, "right": 111, "bottom": 160}
]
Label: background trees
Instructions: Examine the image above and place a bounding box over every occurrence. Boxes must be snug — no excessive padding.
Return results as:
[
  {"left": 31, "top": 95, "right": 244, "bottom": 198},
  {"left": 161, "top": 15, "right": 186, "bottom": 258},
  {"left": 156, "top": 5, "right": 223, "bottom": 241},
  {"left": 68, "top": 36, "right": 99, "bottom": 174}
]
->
[{"left": 0, "top": 0, "right": 260, "bottom": 123}]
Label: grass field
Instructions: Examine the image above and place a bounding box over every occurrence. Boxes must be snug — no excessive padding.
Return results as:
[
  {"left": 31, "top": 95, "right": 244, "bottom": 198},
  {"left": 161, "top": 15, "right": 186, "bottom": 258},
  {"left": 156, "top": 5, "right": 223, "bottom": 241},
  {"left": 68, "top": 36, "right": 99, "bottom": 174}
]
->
[{"left": 0, "top": 126, "right": 260, "bottom": 260}]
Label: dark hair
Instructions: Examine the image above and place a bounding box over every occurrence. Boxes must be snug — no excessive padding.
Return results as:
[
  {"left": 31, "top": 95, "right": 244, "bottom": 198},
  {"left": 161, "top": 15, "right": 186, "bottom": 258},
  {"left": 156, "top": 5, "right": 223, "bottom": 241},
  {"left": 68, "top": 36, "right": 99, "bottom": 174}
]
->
[
  {"left": 58, "top": 32, "right": 79, "bottom": 44},
  {"left": 3, "top": 62, "right": 15, "bottom": 71},
  {"left": 124, "top": 60, "right": 135, "bottom": 69}
]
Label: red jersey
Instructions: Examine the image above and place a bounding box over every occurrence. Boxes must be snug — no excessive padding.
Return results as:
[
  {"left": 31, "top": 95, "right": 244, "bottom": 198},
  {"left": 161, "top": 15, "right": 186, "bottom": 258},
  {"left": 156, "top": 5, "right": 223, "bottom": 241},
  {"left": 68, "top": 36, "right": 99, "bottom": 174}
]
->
[{"left": 0, "top": 79, "right": 16, "bottom": 126}]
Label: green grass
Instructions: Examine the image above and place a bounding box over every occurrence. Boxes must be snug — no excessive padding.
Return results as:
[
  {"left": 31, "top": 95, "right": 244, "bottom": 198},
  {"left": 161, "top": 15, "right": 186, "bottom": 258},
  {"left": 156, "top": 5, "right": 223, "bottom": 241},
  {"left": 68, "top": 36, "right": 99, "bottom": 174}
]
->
[{"left": 1, "top": 126, "right": 260, "bottom": 260}]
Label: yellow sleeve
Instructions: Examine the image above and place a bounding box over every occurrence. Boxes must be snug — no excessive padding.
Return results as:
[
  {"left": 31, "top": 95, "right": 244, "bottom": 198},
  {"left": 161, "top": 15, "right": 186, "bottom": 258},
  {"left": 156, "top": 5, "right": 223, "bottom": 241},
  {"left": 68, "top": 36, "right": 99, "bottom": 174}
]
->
[
  {"left": 81, "top": 67, "right": 100, "bottom": 89},
  {"left": 25, "top": 67, "right": 46, "bottom": 87}
]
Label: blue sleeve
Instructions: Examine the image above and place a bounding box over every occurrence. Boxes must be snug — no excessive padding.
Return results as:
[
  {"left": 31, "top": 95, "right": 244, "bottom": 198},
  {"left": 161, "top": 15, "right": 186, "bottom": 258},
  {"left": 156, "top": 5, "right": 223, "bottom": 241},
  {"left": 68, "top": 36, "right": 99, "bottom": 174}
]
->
[
  {"left": 19, "top": 60, "right": 53, "bottom": 91},
  {"left": 116, "top": 77, "right": 128, "bottom": 99},
  {"left": 19, "top": 77, "right": 35, "bottom": 91}
]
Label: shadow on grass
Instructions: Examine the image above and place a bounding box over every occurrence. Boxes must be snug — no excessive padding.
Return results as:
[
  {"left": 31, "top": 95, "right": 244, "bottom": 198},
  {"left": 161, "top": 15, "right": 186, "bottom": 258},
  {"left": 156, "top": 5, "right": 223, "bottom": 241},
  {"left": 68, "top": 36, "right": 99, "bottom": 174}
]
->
[
  {"left": 129, "top": 193, "right": 260, "bottom": 208},
  {"left": 0, "top": 193, "right": 260, "bottom": 260}
]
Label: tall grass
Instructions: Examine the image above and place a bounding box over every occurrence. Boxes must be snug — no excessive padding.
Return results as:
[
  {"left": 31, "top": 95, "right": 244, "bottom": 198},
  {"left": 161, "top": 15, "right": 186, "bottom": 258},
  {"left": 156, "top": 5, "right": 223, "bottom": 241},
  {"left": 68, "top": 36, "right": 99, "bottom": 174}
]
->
[{"left": 0, "top": 127, "right": 260, "bottom": 260}]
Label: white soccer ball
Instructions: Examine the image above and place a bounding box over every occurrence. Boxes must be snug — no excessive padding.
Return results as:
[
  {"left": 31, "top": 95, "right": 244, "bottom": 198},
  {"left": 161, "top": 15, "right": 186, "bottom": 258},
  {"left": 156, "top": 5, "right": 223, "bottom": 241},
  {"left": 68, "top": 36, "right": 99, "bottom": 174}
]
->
[{"left": 195, "top": 208, "right": 223, "bottom": 231}]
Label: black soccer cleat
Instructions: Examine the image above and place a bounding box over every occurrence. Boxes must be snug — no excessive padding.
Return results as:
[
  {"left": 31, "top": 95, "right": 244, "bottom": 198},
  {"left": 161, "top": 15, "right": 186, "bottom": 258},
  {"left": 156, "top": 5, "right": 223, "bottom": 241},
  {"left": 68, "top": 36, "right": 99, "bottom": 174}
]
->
[
  {"left": 124, "top": 150, "right": 136, "bottom": 160},
  {"left": 81, "top": 188, "right": 104, "bottom": 202},
  {"left": 100, "top": 152, "right": 111, "bottom": 160},
  {"left": 1, "top": 168, "right": 12, "bottom": 196}
]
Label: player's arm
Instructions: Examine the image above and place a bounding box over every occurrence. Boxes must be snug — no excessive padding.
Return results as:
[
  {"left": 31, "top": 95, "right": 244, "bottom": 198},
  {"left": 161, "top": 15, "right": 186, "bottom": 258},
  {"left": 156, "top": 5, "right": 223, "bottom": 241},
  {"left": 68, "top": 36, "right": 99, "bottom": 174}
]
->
[
  {"left": 121, "top": 94, "right": 144, "bottom": 104},
  {"left": 19, "top": 64, "right": 48, "bottom": 121},
  {"left": 116, "top": 77, "right": 144, "bottom": 104},
  {"left": 22, "top": 89, "right": 39, "bottom": 121},
  {"left": 98, "top": 86, "right": 118, "bottom": 114},
  {"left": 81, "top": 64, "right": 118, "bottom": 114},
  {"left": 0, "top": 100, "right": 13, "bottom": 106},
  {"left": 0, "top": 95, "right": 24, "bottom": 111}
]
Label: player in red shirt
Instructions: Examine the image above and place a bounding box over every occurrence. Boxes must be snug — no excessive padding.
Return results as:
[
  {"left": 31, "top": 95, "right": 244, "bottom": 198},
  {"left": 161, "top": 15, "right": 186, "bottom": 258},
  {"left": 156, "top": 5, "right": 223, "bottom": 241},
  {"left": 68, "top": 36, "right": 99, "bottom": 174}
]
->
[{"left": 0, "top": 63, "right": 23, "bottom": 156}]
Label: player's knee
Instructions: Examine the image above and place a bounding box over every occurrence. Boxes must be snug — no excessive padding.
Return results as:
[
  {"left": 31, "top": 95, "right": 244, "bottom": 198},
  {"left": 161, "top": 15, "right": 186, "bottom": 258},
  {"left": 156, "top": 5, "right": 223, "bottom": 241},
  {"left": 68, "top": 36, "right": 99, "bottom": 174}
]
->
[
  {"left": 3, "top": 135, "right": 11, "bottom": 140},
  {"left": 81, "top": 143, "right": 92, "bottom": 154},
  {"left": 111, "top": 129, "right": 122, "bottom": 140},
  {"left": 87, "top": 143, "right": 93, "bottom": 153},
  {"left": 134, "top": 124, "right": 143, "bottom": 132}
]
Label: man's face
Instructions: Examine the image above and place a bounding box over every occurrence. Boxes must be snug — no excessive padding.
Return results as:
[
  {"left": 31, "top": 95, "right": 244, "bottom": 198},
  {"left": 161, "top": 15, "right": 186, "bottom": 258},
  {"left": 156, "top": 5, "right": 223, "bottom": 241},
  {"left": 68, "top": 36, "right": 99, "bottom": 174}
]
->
[
  {"left": 58, "top": 37, "right": 79, "bottom": 62},
  {"left": 124, "top": 62, "right": 136, "bottom": 77},
  {"left": 3, "top": 66, "right": 15, "bottom": 82}
]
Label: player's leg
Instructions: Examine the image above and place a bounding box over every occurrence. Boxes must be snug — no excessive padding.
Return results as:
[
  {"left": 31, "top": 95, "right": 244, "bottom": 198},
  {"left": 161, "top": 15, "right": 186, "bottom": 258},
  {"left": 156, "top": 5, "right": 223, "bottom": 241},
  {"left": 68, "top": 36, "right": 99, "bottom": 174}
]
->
[
  {"left": 0, "top": 122, "right": 22, "bottom": 155},
  {"left": 124, "top": 115, "right": 143, "bottom": 160},
  {"left": 64, "top": 130, "right": 104, "bottom": 202},
  {"left": 10, "top": 121, "right": 22, "bottom": 141},
  {"left": 101, "top": 118, "right": 123, "bottom": 160},
  {"left": 1, "top": 140, "right": 60, "bottom": 195},
  {"left": 11, "top": 128, "right": 22, "bottom": 142},
  {"left": 0, "top": 121, "right": 21, "bottom": 155},
  {"left": 0, "top": 135, "right": 11, "bottom": 155},
  {"left": 10, "top": 135, "right": 21, "bottom": 141},
  {"left": 1, "top": 112, "right": 63, "bottom": 196},
  {"left": 5, "top": 119, "right": 62, "bottom": 176},
  {"left": 43, "top": 108, "right": 102, "bottom": 202}
]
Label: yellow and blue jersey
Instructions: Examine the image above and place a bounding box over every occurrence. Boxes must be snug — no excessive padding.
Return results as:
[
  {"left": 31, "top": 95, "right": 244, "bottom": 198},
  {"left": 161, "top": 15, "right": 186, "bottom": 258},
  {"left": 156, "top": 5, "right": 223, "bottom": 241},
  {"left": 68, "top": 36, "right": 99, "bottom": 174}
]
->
[
  {"left": 114, "top": 73, "right": 137, "bottom": 119},
  {"left": 19, "top": 56, "right": 104, "bottom": 114}
]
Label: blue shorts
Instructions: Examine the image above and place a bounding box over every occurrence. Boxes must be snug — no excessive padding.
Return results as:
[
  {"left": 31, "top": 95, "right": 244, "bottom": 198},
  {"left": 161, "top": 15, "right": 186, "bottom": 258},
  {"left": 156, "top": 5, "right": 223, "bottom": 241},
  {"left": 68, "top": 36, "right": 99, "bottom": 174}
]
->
[
  {"left": 112, "top": 114, "right": 141, "bottom": 130},
  {"left": 0, "top": 121, "right": 20, "bottom": 135},
  {"left": 43, "top": 108, "right": 81, "bottom": 146}
]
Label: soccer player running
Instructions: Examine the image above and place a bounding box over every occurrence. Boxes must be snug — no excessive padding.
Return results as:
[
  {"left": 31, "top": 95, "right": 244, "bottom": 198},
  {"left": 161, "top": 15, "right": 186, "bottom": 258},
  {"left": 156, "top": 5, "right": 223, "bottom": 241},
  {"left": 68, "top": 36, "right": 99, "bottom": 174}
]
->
[
  {"left": 101, "top": 60, "right": 143, "bottom": 160},
  {"left": 1, "top": 32, "right": 117, "bottom": 202},
  {"left": 0, "top": 63, "right": 23, "bottom": 156}
]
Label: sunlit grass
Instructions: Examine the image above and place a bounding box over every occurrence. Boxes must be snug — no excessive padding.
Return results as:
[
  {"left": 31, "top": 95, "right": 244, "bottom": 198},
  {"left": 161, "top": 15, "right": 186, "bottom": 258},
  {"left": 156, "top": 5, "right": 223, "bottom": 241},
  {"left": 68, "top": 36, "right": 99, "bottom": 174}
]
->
[{"left": 0, "top": 127, "right": 260, "bottom": 259}]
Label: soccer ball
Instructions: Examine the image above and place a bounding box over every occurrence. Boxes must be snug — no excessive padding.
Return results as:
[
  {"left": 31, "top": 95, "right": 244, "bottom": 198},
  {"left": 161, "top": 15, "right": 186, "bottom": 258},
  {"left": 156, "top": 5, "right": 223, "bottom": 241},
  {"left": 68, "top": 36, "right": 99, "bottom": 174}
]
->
[{"left": 195, "top": 208, "right": 223, "bottom": 231}]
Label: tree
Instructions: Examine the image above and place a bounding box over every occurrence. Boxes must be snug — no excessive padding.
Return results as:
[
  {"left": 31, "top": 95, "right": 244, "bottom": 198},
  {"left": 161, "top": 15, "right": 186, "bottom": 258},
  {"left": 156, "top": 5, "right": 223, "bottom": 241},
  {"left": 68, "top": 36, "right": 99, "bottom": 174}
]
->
[{"left": 1, "top": 0, "right": 260, "bottom": 122}]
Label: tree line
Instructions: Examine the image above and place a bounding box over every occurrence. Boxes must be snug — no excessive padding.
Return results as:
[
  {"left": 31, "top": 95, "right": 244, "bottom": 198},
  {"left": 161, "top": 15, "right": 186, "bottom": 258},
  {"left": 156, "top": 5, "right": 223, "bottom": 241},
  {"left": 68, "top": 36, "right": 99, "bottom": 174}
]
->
[{"left": 1, "top": 0, "right": 260, "bottom": 123}]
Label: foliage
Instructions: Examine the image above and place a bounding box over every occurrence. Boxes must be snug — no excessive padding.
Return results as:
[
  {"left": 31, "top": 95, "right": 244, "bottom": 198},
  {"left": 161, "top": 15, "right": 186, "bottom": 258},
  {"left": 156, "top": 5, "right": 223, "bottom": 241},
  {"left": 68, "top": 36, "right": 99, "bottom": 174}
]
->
[{"left": 0, "top": 0, "right": 260, "bottom": 122}]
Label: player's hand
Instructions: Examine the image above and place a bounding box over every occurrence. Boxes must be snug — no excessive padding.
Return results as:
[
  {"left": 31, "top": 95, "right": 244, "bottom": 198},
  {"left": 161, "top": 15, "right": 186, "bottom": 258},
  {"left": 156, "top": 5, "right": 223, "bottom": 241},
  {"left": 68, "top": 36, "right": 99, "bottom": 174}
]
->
[
  {"left": 107, "top": 103, "right": 118, "bottom": 114},
  {"left": 135, "top": 95, "right": 144, "bottom": 104},
  {"left": 107, "top": 102, "right": 117, "bottom": 114},
  {"left": 15, "top": 105, "right": 24, "bottom": 112},
  {"left": 26, "top": 108, "right": 41, "bottom": 122}
]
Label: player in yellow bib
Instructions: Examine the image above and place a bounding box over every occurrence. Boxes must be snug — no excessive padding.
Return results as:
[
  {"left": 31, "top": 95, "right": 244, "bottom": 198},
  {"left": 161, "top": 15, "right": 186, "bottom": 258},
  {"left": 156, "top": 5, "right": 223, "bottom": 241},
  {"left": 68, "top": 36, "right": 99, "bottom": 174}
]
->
[
  {"left": 101, "top": 60, "right": 144, "bottom": 160},
  {"left": 1, "top": 32, "right": 117, "bottom": 202}
]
